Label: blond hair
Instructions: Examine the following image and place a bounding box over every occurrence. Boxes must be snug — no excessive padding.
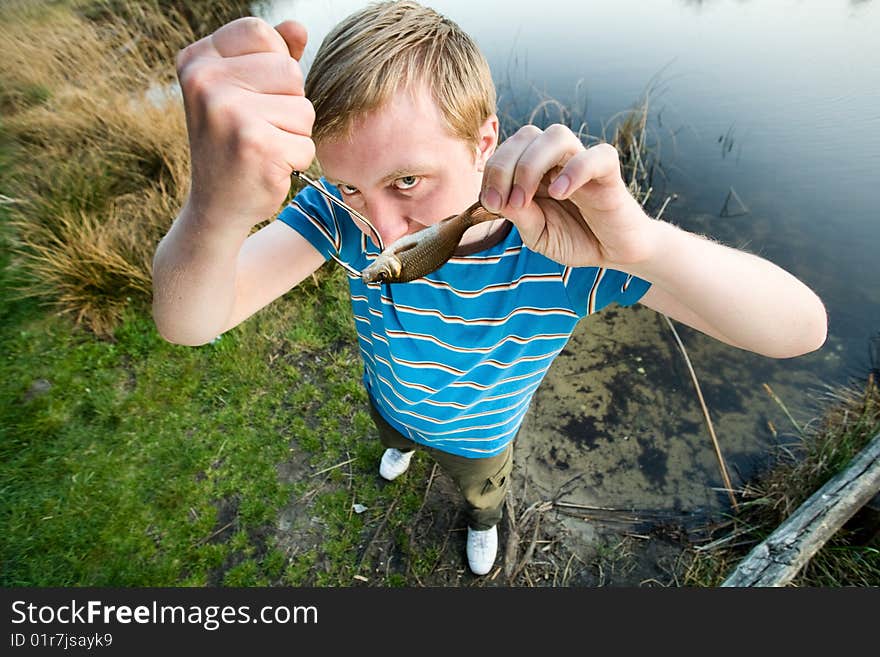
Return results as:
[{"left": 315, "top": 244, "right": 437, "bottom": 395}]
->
[{"left": 305, "top": 1, "right": 496, "bottom": 146}]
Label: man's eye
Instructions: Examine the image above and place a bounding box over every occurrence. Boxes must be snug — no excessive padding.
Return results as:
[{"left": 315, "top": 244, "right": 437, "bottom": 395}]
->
[
  {"left": 393, "top": 176, "right": 419, "bottom": 190},
  {"left": 339, "top": 184, "right": 359, "bottom": 195}
]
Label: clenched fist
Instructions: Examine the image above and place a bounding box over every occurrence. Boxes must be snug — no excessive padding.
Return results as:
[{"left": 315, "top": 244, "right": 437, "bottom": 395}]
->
[{"left": 176, "top": 17, "right": 315, "bottom": 230}]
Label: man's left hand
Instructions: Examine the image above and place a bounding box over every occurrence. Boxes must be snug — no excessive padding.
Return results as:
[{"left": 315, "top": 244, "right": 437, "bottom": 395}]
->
[{"left": 480, "top": 124, "right": 655, "bottom": 268}]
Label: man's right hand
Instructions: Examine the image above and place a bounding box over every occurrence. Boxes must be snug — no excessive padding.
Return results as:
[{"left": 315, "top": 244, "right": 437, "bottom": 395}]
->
[{"left": 176, "top": 17, "right": 315, "bottom": 230}]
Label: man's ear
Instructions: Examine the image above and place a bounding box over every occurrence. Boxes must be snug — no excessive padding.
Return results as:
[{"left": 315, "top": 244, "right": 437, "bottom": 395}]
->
[{"left": 475, "top": 114, "right": 499, "bottom": 172}]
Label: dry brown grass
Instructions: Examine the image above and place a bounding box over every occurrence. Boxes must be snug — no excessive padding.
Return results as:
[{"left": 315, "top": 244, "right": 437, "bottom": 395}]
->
[{"left": 0, "top": 1, "right": 203, "bottom": 333}]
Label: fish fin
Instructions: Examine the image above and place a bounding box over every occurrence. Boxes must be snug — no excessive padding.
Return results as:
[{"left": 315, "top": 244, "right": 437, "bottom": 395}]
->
[{"left": 468, "top": 204, "right": 501, "bottom": 224}]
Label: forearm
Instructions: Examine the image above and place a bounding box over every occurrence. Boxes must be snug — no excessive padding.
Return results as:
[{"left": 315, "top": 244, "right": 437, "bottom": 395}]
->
[
  {"left": 152, "top": 204, "right": 251, "bottom": 346},
  {"left": 621, "top": 220, "right": 828, "bottom": 358}
]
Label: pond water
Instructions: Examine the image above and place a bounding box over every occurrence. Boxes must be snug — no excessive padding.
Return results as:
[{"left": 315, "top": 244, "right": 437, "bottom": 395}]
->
[{"left": 256, "top": 0, "right": 880, "bottom": 526}]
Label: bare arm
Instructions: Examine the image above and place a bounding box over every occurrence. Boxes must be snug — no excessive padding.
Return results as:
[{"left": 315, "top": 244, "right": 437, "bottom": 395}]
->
[
  {"left": 152, "top": 213, "right": 325, "bottom": 345},
  {"left": 481, "top": 125, "right": 827, "bottom": 358},
  {"left": 633, "top": 223, "right": 827, "bottom": 358},
  {"left": 152, "top": 18, "right": 317, "bottom": 345}
]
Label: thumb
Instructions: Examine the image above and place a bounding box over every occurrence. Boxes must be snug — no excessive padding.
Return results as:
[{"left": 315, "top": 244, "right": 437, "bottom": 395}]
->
[{"left": 275, "top": 20, "right": 308, "bottom": 61}]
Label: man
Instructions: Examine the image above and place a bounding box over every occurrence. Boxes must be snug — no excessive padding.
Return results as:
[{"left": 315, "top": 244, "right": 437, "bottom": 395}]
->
[{"left": 152, "top": 2, "right": 827, "bottom": 576}]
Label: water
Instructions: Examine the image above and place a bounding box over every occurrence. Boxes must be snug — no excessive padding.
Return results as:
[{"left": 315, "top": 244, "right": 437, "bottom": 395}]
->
[{"left": 257, "top": 0, "right": 879, "bottom": 519}]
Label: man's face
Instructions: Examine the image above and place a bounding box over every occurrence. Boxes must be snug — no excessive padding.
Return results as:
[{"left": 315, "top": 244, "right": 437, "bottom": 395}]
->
[{"left": 315, "top": 85, "right": 498, "bottom": 248}]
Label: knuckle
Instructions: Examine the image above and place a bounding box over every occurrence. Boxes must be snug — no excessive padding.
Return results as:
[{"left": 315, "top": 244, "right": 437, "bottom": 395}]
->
[
  {"left": 597, "top": 142, "right": 619, "bottom": 157},
  {"left": 298, "top": 97, "right": 316, "bottom": 129},
  {"left": 179, "top": 65, "right": 210, "bottom": 101},
  {"left": 513, "top": 160, "right": 540, "bottom": 184},
  {"left": 186, "top": 66, "right": 225, "bottom": 106},
  {"left": 482, "top": 160, "right": 507, "bottom": 181},
  {"left": 237, "top": 16, "right": 276, "bottom": 48},
  {"left": 203, "top": 92, "right": 243, "bottom": 129},
  {"left": 565, "top": 150, "right": 590, "bottom": 174},
  {"left": 548, "top": 123, "right": 583, "bottom": 150},
  {"left": 281, "top": 55, "right": 304, "bottom": 91},
  {"left": 175, "top": 45, "right": 194, "bottom": 74},
  {"left": 234, "top": 124, "right": 267, "bottom": 156},
  {"left": 545, "top": 123, "right": 570, "bottom": 137},
  {"left": 516, "top": 124, "right": 542, "bottom": 139},
  {"left": 294, "top": 138, "right": 316, "bottom": 169}
]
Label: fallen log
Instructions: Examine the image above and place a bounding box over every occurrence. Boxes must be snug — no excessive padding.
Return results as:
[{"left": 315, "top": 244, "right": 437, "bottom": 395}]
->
[{"left": 722, "top": 432, "right": 880, "bottom": 587}]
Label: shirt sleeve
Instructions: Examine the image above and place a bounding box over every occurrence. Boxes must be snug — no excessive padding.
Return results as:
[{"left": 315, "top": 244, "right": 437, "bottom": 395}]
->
[
  {"left": 563, "top": 266, "right": 652, "bottom": 318},
  {"left": 276, "top": 179, "right": 347, "bottom": 262}
]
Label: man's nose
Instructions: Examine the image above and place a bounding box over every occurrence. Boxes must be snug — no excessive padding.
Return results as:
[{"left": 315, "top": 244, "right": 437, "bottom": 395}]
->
[{"left": 362, "top": 197, "right": 409, "bottom": 248}]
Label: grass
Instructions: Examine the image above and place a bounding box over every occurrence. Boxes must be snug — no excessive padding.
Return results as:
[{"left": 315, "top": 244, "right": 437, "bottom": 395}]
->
[
  {"left": 0, "top": 231, "right": 364, "bottom": 585},
  {"left": 0, "top": 0, "right": 194, "bottom": 334}
]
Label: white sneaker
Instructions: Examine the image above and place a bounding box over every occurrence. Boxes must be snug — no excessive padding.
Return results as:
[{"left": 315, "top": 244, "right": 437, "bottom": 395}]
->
[
  {"left": 379, "top": 448, "right": 414, "bottom": 481},
  {"left": 466, "top": 525, "right": 498, "bottom": 576}
]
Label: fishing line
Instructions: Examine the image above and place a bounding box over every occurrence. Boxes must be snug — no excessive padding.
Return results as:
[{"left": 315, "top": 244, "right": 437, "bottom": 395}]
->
[
  {"left": 286, "top": 171, "right": 369, "bottom": 279},
  {"left": 292, "top": 170, "right": 386, "bottom": 251}
]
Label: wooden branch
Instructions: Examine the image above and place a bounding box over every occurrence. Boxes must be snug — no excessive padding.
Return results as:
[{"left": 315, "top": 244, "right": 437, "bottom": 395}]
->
[{"left": 722, "top": 432, "right": 880, "bottom": 587}]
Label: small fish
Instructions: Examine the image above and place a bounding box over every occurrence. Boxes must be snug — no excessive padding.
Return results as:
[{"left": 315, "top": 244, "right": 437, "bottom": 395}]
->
[{"left": 361, "top": 202, "right": 502, "bottom": 284}]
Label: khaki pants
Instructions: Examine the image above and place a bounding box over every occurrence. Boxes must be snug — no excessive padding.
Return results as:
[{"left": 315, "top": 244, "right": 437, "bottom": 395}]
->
[{"left": 368, "top": 403, "right": 513, "bottom": 531}]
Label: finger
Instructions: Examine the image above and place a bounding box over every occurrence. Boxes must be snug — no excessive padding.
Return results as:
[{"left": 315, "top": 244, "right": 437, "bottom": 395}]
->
[
  {"left": 548, "top": 142, "right": 622, "bottom": 200},
  {"left": 177, "top": 33, "right": 216, "bottom": 69},
  {"left": 274, "top": 20, "right": 308, "bottom": 61},
  {"left": 219, "top": 52, "right": 305, "bottom": 95},
  {"left": 504, "top": 202, "right": 549, "bottom": 251},
  {"left": 269, "top": 129, "right": 316, "bottom": 174},
  {"left": 480, "top": 124, "right": 542, "bottom": 213},
  {"left": 211, "top": 16, "right": 291, "bottom": 58},
  {"left": 254, "top": 94, "right": 315, "bottom": 136},
  {"left": 510, "top": 124, "right": 583, "bottom": 209}
]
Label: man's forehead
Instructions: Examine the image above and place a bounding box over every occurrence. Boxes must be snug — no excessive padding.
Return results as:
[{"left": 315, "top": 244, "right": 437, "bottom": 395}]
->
[{"left": 315, "top": 84, "right": 475, "bottom": 185}]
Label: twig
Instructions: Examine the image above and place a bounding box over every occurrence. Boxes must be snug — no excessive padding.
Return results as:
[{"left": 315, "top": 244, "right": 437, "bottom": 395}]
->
[
  {"left": 429, "top": 509, "right": 460, "bottom": 575},
  {"left": 555, "top": 508, "right": 647, "bottom": 525},
  {"left": 511, "top": 514, "right": 542, "bottom": 583},
  {"left": 554, "top": 501, "right": 624, "bottom": 512},
  {"left": 719, "top": 186, "right": 749, "bottom": 218},
  {"left": 415, "top": 464, "right": 438, "bottom": 518},
  {"left": 357, "top": 498, "right": 398, "bottom": 573},
  {"left": 405, "top": 464, "right": 438, "bottom": 578},
  {"left": 762, "top": 383, "right": 805, "bottom": 436},
  {"left": 693, "top": 523, "right": 760, "bottom": 552},
  {"left": 194, "top": 521, "right": 234, "bottom": 547},
  {"left": 662, "top": 314, "right": 739, "bottom": 512},
  {"left": 503, "top": 494, "right": 519, "bottom": 580},
  {"left": 311, "top": 457, "right": 356, "bottom": 477},
  {"left": 655, "top": 195, "right": 674, "bottom": 221},
  {"left": 518, "top": 499, "right": 552, "bottom": 526},
  {"left": 562, "top": 553, "right": 576, "bottom": 586}
]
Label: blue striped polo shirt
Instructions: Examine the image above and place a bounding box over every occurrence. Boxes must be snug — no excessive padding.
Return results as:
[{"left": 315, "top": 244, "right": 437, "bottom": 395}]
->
[{"left": 278, "top": 180, "right": 651, "bottom": 458}]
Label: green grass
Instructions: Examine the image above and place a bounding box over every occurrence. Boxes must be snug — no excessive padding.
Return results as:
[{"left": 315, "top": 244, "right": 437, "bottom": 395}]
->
[
  {"left": 1, "top": 215, "right": 451, "bottom": 585},
  {"left": 0, "top": 218, "right": 364, "bottom": 585}
]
